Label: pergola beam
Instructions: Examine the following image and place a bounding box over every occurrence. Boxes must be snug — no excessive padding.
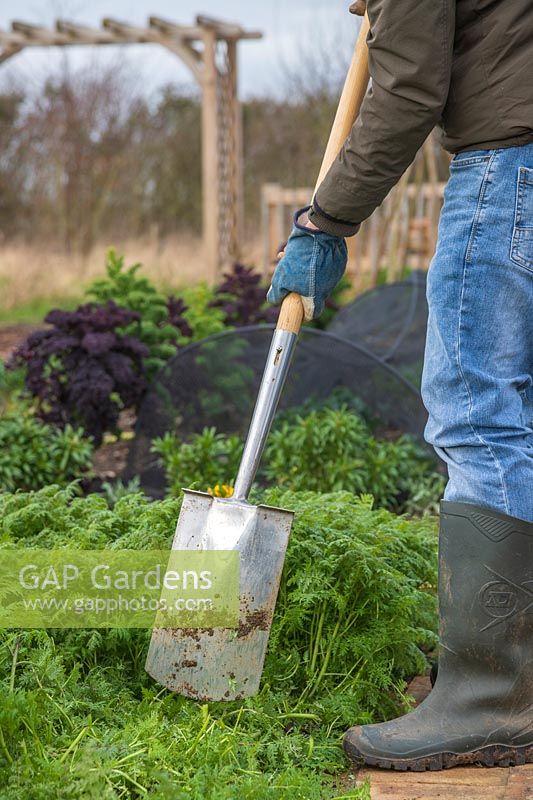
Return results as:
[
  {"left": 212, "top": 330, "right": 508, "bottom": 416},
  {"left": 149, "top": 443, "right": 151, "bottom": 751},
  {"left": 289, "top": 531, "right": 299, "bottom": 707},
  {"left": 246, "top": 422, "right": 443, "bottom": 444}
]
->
[
  {"left": 0, "top": 29, "right": 25, "bottom": 47},
  {"left": 102, "top": 18, "right": 161, "bottom": 43},
  {"left": 149, "top": 16, "right": 261, "bottom": 42},
  {"left": 56, "top": 19, "right": 122, "bottom": 45},
  {"left": 101, "top": 17, "right": 203, "bottom": 80},
  {"left": 196, "top": 15, "right": 262, "bottom": 40},
  {"left": 12, "top": 20, "right": 65, "bottom": 40},
  {"left": 0, "top": 16, "right": 262, "bottom": 51},
  {"left": 11, "top": 21, "right": 72, "bottom": 46},
  {"left": 148, "top": 17, "right": 204, "bottom": 41},
  {"left": 164, "top": 42, "right": 202, "bottom": 83},
  {"left": 0, "top": 44, "right": 21, "bottom": 64}
]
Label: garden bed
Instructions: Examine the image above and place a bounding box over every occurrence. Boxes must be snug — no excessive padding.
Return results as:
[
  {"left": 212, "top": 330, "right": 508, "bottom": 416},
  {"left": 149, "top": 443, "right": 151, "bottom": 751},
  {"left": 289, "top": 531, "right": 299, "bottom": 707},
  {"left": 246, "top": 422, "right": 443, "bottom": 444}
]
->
[
  {"left": 0, "top": 255, "right": 444, "bottom": 798},
  {"left": 0, "top": 486, "right": 439, "bottom": 799}
]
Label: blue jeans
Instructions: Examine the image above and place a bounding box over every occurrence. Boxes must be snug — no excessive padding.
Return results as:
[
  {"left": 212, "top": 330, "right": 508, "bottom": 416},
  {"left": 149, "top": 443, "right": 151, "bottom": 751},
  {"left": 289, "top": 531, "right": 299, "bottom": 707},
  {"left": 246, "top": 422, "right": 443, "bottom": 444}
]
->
[{"left": 422, "top": 143, "right": 533, "bottom": 522}]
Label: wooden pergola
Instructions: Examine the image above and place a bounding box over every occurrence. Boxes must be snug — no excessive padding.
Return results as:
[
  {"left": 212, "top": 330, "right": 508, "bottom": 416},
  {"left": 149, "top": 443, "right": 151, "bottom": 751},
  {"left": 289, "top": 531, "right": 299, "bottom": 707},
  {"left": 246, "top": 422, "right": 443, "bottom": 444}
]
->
[{"left": 0, "top": 15, "right": 262, "bottom": 280}]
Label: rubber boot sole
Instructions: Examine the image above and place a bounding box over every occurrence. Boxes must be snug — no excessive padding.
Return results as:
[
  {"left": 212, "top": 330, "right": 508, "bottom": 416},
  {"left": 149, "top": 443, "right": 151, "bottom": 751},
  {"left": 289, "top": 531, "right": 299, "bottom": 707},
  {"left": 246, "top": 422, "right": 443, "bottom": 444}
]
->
[{"left": 344, "top": 741, "right": 533, "bottom": 772}]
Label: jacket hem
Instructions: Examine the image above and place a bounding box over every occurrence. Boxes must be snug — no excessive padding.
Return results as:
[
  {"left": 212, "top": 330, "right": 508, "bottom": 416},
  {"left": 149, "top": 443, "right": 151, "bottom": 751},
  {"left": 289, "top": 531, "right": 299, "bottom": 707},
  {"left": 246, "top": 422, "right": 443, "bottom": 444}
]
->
[
  {"left": 444, "top": 131, "right": 533, "bottom": 155},
  {"left": 309, "top": 200, "right": 361, "bottom": 238}
]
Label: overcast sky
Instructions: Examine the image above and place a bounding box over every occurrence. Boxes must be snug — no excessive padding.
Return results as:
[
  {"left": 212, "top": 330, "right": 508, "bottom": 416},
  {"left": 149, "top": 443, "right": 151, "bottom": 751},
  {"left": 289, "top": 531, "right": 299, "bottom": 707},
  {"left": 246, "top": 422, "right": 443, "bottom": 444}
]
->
[{"left": 0, "top": 0, "right": 357, "bottom": 99}]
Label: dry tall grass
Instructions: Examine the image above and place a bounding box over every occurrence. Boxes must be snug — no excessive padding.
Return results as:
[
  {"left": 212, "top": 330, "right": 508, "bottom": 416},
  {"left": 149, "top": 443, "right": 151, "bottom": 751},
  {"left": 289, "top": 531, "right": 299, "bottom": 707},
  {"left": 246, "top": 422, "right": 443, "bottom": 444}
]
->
[{"left": 0, "top": 235, "right": 263, "bottom": 313}]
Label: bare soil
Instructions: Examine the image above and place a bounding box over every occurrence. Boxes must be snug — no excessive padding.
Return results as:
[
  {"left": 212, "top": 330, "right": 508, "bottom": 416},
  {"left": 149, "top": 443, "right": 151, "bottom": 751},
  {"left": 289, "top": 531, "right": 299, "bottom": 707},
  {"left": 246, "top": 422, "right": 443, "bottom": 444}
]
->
[
  {"left": 92, "top": 440, "right": 131, "bottom": 483},
  {"left": 0, "top": 324, "right": 40, "bottom": 360}
]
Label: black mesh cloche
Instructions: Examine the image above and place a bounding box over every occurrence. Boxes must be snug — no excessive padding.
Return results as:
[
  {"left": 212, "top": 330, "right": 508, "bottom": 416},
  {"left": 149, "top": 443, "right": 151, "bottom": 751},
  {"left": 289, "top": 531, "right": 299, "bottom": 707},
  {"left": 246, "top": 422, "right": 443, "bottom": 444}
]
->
[{"left": 124, "top": 326, "right": 429, "bottom": 498}]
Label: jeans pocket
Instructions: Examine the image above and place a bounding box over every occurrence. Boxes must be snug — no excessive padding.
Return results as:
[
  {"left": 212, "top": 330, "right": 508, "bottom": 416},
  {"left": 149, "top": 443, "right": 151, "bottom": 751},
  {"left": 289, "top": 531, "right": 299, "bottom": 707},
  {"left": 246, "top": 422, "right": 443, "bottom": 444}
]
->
[{"left": 510, "top": 167, "right": 533, "bottom": 272}]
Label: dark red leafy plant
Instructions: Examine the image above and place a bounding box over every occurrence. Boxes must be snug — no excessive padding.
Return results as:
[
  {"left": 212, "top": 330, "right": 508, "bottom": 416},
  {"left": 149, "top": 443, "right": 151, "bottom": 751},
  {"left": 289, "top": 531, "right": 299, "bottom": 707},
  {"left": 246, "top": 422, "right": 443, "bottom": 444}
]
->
[
  {"left": 209, "top": 263, "right": 278, "bottom": 327},
  {"left": 8, "top": 302, "right": 149, "bottom": 446},
  {"left": 167, "top": 296, "right": 193, "bottom": 338}
]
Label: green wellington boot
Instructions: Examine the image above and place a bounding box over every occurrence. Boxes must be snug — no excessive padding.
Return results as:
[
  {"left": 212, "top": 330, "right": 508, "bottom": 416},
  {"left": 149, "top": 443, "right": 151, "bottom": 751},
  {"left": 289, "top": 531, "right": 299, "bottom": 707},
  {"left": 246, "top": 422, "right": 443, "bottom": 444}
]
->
[{"left": 344, "top": 501, "right": 533, "bottom": 771}]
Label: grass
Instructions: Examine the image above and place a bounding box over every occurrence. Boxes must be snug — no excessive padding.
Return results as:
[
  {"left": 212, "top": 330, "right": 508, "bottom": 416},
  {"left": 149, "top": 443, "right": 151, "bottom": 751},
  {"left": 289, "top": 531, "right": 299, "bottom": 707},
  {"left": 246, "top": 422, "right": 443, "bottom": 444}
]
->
[
  {"left": 0, "top": 295, "right": 82, "bottom": 325},
  {"left": 0, "top": 236, "right": 224, "bottom": 318},
  {"left": 0, "top": 237, "right": 407, "bottom": 327},
  {"left": 0, "top": 236, "right": 270, "bottom": 326}
]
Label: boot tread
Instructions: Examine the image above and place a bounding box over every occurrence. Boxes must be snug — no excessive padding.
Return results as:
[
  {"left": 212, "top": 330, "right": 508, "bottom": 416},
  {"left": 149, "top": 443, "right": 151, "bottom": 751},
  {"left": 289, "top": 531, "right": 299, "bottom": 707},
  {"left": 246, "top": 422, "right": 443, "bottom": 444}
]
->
[{"left": 345, "top": 741, "right": 533, "bottom": 772}]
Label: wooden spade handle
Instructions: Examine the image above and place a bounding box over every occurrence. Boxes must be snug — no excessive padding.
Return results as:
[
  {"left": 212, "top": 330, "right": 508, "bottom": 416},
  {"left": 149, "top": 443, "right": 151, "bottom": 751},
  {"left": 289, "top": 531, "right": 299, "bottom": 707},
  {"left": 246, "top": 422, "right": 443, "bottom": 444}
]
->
[
  {"left": 276, "top": 14, "right": 371, "bottom": 334},
  {"left": 277, "top": 292, "right": 306, "bottom": 334}
]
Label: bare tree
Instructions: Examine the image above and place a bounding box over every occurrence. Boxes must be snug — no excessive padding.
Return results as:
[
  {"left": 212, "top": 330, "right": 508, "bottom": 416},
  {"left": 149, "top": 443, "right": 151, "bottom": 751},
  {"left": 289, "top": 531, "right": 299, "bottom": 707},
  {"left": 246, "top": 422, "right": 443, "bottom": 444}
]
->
[{"left": 0, "top": 17, "right": 363, "bottom": 251}]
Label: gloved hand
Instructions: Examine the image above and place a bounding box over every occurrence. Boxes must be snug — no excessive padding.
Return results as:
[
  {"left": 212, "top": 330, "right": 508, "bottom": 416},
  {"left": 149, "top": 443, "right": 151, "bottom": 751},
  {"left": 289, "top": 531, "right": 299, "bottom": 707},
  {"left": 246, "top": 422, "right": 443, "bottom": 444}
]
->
[{"left": 266, "top": 206, "right": 348, "bottom": 322}]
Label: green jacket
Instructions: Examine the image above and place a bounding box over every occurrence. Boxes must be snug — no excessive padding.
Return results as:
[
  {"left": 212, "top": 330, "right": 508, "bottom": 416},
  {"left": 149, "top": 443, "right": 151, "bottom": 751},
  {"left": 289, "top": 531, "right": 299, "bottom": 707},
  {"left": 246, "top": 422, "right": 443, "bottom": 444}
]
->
[{"left": 309, "top": 0, "right": 533, "bottom": 237}]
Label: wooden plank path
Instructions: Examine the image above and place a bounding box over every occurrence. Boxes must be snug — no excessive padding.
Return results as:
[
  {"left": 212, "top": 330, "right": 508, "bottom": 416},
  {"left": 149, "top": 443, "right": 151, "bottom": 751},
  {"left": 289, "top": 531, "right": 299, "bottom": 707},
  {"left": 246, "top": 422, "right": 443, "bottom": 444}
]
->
[
  {"left": 342, "top": 677, "right": 533, "bottom": 800},
  {"left": 356, "top": 764, "right": 533, "bottom": 799}
]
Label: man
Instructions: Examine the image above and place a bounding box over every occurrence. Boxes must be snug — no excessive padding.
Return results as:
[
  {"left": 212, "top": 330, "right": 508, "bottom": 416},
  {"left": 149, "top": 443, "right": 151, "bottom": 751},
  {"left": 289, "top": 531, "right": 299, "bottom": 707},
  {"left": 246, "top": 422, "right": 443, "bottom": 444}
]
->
[{"left": 268, "top": 0, "right": 533, "bottom": 772}]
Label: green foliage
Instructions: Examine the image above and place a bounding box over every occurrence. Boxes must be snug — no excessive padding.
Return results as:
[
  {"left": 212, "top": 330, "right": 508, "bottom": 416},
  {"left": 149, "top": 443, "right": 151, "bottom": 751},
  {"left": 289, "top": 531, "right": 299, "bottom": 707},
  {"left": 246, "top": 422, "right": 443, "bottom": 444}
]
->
[
  {"left": 375, "top": 266, "right": 414, "bottom": 287},
  {"left": 0, "top": 486, "right": 436, "bottom": 799},
  {"left": 266, "top": 406, "right": 371, "bottom": 493},
  {"left": 155, "top": 405, "right": 445, "bottom": 514},
  {"left": 178, "top": 283, "right": 227, "bottom": 341},
  {"left": 263, "top": 489, "right": 438, "bottom": 726},
  {"left": 0, "top": 412, "right": 93, "bottom": 493},
  {"left": 0, "top": 295, "right": 82, "bottom": 325},
  {"left": 192, "top": 336, "right": 256, "bottom": 428},
  {"left": 100, "top": 477, "right": 142, "bottom": 509},
  {"left": 0, "top": 360, "right": 26, "bottom": 413},
  {"left": 264, "top": 405, "right": 444, "bottom": 514},
  {"left": 86, "top": 250, "right": 193, "bottom": 377},
  {"left": 152, "top": 428, "right": 244, "bottom": 495}
]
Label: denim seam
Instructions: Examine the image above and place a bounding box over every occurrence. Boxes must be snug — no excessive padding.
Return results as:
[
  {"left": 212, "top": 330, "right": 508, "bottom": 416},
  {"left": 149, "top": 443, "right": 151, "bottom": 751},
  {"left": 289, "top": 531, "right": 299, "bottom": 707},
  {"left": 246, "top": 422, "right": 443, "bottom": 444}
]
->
[
  {"left": 516, "top": 168, "right": 524, "bottom": 229},
  {"left": 511, "top": 239, "right": 533, "bottom": 272},
  {"left": 309, "top": 237, "right": 319, "bottom": 299},
  {"left": 456, "top": 154, "right": 510, "bottom": 513},
  {"left": 510, "top": 168, "right": 533, "bottom": 272},
  {"left": 450, "top": 156, "right": 491, "bottom": 169},
  {"left": 465, "top": 152, "right": 498, "bottom": 264}
]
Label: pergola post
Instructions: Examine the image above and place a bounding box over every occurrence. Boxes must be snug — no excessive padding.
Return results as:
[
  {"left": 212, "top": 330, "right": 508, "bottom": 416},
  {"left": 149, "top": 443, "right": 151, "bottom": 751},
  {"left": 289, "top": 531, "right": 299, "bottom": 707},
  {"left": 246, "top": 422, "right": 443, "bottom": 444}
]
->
[
  {"left": 228, "top": 37, "right": 244, "bottom": 263},
  {"left": 0, "top": 15, "right": 262, "bottom": 282},
  {"left": 201, "top": 27, "right": 220, "bottom": 284}
]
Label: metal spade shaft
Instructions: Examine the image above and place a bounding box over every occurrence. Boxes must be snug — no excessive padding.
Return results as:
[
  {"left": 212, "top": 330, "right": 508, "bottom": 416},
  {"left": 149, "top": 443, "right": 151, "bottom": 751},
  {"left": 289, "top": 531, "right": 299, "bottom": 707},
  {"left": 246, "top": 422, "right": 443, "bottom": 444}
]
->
[{"left": 145, "top": 14, "right": 370, "bottom": 701}]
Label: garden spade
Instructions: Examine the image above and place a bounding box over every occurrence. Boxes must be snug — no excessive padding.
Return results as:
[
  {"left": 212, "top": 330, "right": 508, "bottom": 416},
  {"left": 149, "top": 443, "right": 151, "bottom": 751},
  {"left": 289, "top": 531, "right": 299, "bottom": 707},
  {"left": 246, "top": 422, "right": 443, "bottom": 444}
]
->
[{"left": 145, "top": 14, "right": 371, "bottom": 702}]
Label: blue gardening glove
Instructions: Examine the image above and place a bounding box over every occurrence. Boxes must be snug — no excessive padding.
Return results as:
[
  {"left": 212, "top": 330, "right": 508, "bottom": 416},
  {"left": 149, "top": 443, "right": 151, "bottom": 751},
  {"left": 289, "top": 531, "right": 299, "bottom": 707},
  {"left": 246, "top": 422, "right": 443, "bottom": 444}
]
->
[{"left": 267, "top": 206, "right": 348, "bottom": 321}]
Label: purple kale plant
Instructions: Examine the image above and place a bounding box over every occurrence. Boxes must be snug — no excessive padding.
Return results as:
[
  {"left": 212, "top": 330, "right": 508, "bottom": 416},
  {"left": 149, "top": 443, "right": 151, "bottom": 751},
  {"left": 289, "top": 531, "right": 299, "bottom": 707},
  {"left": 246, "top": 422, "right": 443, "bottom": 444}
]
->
[
  {"left": 8, "top": 302, "right": 149, "bottom": 446},
  {"left": 167, "top": 296, "right": 193, "bottom": 338},
  {"left": 209, "top": 263, "right": 278, "bottom": 327}
]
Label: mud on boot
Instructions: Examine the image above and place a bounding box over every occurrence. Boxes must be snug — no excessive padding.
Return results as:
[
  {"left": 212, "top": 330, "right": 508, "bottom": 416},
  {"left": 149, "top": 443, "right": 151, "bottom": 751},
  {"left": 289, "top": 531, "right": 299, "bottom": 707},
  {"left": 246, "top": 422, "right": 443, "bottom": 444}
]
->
[{"left": 344, "top": 502, "right": 533, "bottom": 771}]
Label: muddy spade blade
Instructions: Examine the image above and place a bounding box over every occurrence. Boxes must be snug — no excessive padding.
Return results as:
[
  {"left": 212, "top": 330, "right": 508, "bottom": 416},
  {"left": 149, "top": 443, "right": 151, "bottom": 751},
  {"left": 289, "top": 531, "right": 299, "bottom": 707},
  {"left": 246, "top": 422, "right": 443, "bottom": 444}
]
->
[
  {"left": 146, "top": 300, "right": 302, "bottom": 701},
  {"left": 146, "top": 489, "right": 293, "bottom": 701}
]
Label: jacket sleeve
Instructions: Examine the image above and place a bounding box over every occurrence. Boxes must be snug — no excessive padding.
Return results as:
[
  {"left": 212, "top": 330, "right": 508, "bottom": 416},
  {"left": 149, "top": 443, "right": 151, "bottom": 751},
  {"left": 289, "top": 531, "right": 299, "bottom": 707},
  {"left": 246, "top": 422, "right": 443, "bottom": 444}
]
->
[{"left": 309, "top": 0, "right": 455, "bottom": 237}]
